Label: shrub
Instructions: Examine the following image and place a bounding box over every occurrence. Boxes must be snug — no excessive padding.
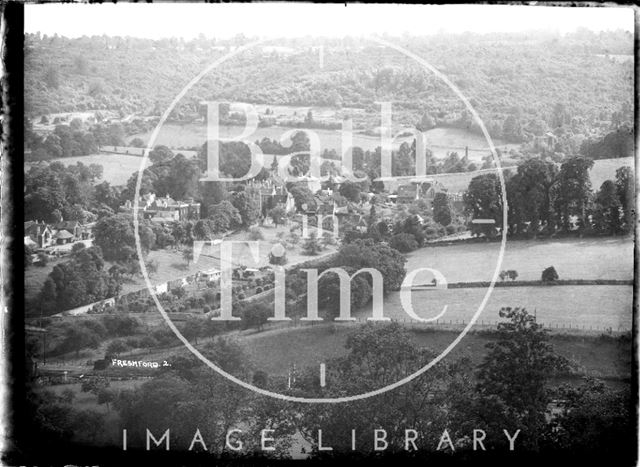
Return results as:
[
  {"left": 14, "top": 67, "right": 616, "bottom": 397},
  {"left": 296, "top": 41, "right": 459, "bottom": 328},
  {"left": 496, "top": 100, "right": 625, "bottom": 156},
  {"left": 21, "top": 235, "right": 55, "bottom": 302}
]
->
[
  {"left": 152, "top": 328, "right": 176, "bottom": 346},
  {"left": 36, "top": 252, "right": 49, "bottom": 266},
  {"left": 445, "top": 225, "right": 457, "bottom": 235},
  {"left": 101, "top": 315, "right": 141, "bottom": 337},
  {"left": 105, "top": 339, "right": 129, "bottom": 355},
  {"left": 138, "top": 335, "right": 158, "bottom": 348},
  {"left": 541, "top": 266, "right": 559, "bottom": 282}
]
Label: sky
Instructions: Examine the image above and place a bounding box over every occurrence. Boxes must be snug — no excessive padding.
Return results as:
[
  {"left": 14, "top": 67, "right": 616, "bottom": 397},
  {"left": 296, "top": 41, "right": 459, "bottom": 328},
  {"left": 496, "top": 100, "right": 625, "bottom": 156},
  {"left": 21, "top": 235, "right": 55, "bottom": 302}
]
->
[{"left": 25, "top": 3, "right": 634, "bottom": 40}]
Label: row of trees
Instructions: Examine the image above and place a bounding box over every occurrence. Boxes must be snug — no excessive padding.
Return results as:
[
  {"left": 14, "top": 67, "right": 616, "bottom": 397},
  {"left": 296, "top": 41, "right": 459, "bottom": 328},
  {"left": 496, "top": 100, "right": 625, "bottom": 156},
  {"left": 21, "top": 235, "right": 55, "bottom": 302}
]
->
[
  {"left": 464, "top": 157, "right": 633, "bottom": 236},
  {"left": 25, "top": 120, "right": 126, "bottom": 161}
]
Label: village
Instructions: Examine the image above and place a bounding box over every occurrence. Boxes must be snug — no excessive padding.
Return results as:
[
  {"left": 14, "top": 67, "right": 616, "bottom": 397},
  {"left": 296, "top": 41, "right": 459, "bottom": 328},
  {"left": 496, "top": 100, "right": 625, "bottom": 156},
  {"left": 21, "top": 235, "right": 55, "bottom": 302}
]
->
[{"left": 15, "top": 8, "right": 635, "bottom": 463}]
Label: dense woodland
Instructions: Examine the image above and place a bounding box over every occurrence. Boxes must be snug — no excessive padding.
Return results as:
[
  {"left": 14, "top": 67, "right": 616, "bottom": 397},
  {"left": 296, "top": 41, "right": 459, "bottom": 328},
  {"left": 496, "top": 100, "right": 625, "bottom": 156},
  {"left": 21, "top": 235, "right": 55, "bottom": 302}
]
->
[{"left": 25, "top": 30, "right": 633, "bottom": 142}]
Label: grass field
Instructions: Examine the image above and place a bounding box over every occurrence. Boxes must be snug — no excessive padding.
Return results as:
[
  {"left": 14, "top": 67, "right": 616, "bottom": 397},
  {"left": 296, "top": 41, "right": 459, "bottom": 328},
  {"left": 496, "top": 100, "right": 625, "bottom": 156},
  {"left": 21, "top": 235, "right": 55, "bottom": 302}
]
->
[
  {"left": 590, "top": 156, "right": 634, "bottom": 189},
  {"left": 355, "top": 285, "right": 632, "bottom": 330},
  {"left": 47, "top": 153, "right": 149, "bottom": 187},
  {"left": 243, "top": 324, "right": 632, "bottom": 380},
  {"left": 406, "top": 237, "right": 633, "bottom": 283},
  {"left": 128, "top": 124, "right": 518, "bottom": 161}
]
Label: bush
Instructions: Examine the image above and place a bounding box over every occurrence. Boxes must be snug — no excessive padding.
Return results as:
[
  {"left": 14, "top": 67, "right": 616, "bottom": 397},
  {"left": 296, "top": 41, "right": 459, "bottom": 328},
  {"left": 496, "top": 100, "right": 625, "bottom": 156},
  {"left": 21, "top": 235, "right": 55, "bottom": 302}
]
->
[
  {"left": 152, "top": 328, "right": 176, "bottom": 346},
  {"left": 138, "top": 335, "right": 158, "bottom": 348},
  {"left": 541, "top": 266, "right": 559, "bottom": 282},
  {"left": 248, "top": 226, "right": 264, "bottom": 241},
  {"left": 445, "top": 225, "right": 457, "bottom": 235},
  {"left": 101, "top": 315, "right": 141, "bottom": 337},
  {"left": 105, "top": 339, "right": 129, "bottom": 356},
  {"left": 389, "top": 233, "right": 419, "bottom": 253},
  {"left": 36, "top": 252, "right": 49, "bottom": 266}
]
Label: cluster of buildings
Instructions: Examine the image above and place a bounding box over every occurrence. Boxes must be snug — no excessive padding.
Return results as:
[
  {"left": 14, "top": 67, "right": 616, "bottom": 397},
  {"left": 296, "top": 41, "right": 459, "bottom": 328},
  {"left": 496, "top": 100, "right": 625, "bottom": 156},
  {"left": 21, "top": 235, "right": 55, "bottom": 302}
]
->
[
  {"left": 119, "top": 193, "right": 201, "bottom": 222},
  {"left": 24, "top": 220, "right": 94, "bottom": 250}
]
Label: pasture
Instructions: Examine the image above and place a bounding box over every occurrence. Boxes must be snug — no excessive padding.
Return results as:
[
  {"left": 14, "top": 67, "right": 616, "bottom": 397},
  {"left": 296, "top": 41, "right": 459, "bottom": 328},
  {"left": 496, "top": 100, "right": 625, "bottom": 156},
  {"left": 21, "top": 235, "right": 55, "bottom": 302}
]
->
[
  {"left": 356, "top": 285, "right": 632, "bottom": 331},
  {"left": 590, "top": 156, "right": 634, "bottom": 189},
  {"left": 127, "top": 124, "right": 517, "bottom": 161},
  {"left": 47, "top": 154, "right": 149, "bottom": 187},
  {"left": 244, "top": 323, "right": 632, "bottom": 381},
  {"left": 406, "top": 237, "right": 633, "bottom": 283}
]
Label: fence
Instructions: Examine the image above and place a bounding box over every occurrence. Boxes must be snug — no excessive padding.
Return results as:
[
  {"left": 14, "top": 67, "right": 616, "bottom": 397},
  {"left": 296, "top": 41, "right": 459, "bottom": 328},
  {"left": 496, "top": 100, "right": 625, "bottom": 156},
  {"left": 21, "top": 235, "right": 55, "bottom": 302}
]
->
[{"left": 236, "top": 316, "right": 631, "bottom": 335}]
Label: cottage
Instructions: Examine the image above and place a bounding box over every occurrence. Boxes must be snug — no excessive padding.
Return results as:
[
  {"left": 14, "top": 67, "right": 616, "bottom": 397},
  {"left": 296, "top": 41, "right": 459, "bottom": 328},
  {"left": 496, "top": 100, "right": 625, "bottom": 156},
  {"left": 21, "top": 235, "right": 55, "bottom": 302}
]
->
[
  {"left": 24, "top": 221, "right": 54, "bottom": 248},
  {"left": 120, "top": 193, "right": 201, "bottom": 221},
  {"left": 53, "top": 229, "right": 75, "bottom": 245},
  {"left": 199, "top": 268, "right": 221, "bottom": 282},
  {"left": 53, "top": 220, "right": 82, "bottom": 240}
]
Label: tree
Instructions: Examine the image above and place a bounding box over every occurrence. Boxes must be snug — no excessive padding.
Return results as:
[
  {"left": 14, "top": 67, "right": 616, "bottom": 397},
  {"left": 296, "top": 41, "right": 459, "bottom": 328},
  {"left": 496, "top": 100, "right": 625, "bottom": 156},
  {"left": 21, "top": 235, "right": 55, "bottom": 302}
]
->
[
  {"left": 389, "top": 233, "right": 418, "bottom": 252},
  {"left": 463, "top": 173, "right": 503, "bottom": 225},
  {"left": 541, "top": 266, "right": 559, "bottom": 282},
  {"left": 39, "top": 247, "right": 122, "bottom": 315},
  {"left": 475, "top": 307, "right": 567, "bottom": 450},
  {"left": 93, "top": 181, "right": 120, "bottom": 211},
  {"left": 148, "top": 145, "right": 174, "bottom": 164},
  {"left": 553, "top": 156, "right": 594, "bottom": 231},
  {"left": 93, "top": 214, "right": 155, "bottom": 261},
  {"left": 339, "top": 181, "right": 361, "bottom": 202},
  {"left": 242, "top": 303, "right": 271, "bottom": 331},
  {"left": 60, "top": 326, "right": 100, "bottom": 357},
  {"left": 207, "top": 200, "right": 241, "bottom": 232},
  {"left": 317, "top": 266, "right": 373, "bottom": 318},
  {"left": 105, "top": 339, "right": 129, "bottom": 356},
  {"left": 43, "top": 66, "right": 60, "bottom": 89},
  {"left": 130, "top": 137, "right": 146, "bottom": 148},
  {"left": 551, "top": 378, "right": 633, "bottom": 454},
  {"left": 182, "top": 247, "right": 194, "bottom": 266},
  {"left": 97, "top": 388, "right": 116, "bottom": 412},
  {"left": 594, "top": 180, "right": 622, "bottom": 234},
  {"left": 502, "top": 115, "right": 524, "bottom": 143},
  {"left": 615, "top": 166, "right": 634, "bottom": 231},
  {"left": 268, "top": 206, "right": 286, "bottom": 227},
  {"left": 432, "top": 192, "right": 452, "bottom": 226},
  {"left": 231, "top": 191, "right": 260, "bottom": 228},
  {"left": 182, "top": 318, "right": 203, "bottom": 344},
  {"left": 295, "top": 323, "right": 459, "bottom": 453},
  {"left": 302, "top": 231, "right": 322, "bottom": 256},
  {"left": 506, "top": 159, "right": 558, "bottom": 235},
  {"left": 286, "top": 183, "right": 314, "bottom": 211},
  {"left": 338, "top": 239, "right": 406, "bottom": 294}
]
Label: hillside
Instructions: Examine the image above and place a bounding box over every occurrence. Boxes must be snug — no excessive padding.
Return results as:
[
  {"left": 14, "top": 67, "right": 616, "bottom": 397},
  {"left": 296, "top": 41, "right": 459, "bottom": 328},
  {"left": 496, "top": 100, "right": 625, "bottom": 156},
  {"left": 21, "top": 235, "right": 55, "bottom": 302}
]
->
[{"left": 25, "top": 31, "right": 633, "bottom": 140}]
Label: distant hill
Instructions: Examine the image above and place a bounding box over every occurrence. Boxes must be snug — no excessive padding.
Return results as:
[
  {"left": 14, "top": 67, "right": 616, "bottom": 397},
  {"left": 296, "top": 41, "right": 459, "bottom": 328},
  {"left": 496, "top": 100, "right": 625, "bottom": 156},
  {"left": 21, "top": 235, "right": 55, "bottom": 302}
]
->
[{"left": 25, "top": 31, "right": 633, "bottom": 142}]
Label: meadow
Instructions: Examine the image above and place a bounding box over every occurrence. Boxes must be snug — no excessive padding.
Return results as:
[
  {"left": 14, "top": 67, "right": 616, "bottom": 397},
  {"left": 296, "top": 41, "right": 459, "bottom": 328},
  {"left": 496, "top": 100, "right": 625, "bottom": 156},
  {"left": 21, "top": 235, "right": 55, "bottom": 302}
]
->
[
  {"left": 127, "top": 124, "right": 518, "bottom": 161},
  {"left": 406, "top": 236, "right": 634, "bottom": 283},
  {"left": 243, "top": 324, "right": 632, "bottom": 381},
  {"left": 46, "top": 154, "right": 149, "bottom": 187}
]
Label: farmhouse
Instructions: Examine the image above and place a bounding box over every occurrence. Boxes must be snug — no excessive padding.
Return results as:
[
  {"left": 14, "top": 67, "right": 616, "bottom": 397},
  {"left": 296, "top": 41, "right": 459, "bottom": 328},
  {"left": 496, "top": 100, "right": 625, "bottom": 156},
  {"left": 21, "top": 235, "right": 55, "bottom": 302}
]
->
[
  {"left": 24, "top": 220, "right": 94, "bottom": 248},
  {"left": 24, "top": 221, "right": 54, "bottom": 248},
  {"left": 120, "top": 193, "right": 201, "bottom": 222},
  {"left": 396, "top": 180, "right": 447, "bottom": 206}
]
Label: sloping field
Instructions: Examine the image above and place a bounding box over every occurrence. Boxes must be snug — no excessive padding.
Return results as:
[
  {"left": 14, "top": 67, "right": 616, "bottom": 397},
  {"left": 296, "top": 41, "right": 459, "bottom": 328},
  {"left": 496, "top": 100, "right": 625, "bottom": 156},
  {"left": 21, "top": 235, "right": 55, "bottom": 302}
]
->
[{"left": 48, "top": 154, "right": 149, "bottom": 187}]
